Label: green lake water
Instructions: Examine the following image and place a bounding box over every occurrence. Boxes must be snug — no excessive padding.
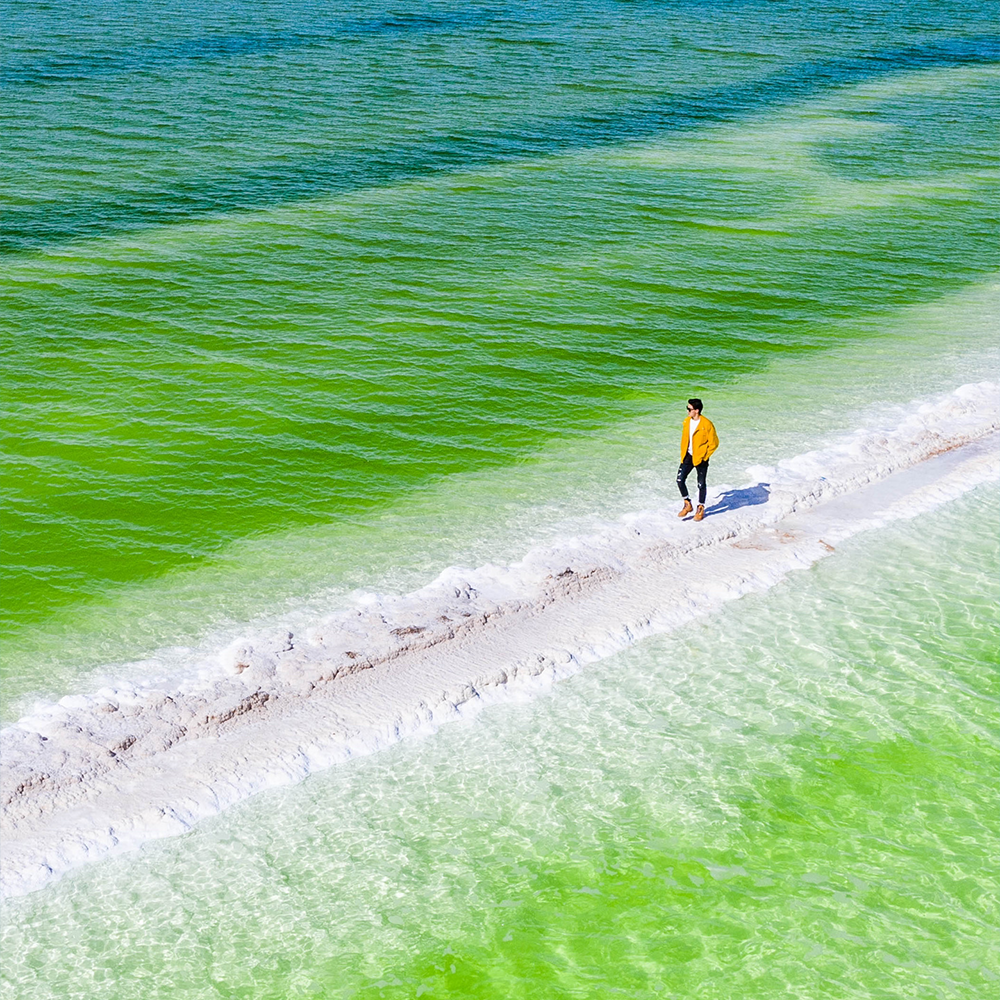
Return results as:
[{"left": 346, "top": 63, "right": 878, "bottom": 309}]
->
[
  {"left": 1, "top": 1, "right": 997, "bottom": 996},
  {"left": 3, "top": 485, "right": 997, "bottom": 998}
]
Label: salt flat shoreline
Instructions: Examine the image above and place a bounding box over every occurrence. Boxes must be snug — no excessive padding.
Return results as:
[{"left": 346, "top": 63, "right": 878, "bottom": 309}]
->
[{"left": 2, "top": 382, "right": 997, "bottom": 900}]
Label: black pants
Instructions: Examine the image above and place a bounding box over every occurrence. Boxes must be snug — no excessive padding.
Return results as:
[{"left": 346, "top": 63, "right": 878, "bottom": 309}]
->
[{"left": 677, "top": 454, "right": 709, "bottom": 506}]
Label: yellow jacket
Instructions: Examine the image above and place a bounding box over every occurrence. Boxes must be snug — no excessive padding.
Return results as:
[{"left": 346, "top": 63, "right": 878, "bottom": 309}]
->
[{"left": 680, "top": 415, "right": 719, "bottom": 464}]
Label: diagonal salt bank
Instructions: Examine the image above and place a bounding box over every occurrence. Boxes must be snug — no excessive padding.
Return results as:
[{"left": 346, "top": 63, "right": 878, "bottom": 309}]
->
[{"left": 2, "top": 382, "right": 998, "bottom": 899}]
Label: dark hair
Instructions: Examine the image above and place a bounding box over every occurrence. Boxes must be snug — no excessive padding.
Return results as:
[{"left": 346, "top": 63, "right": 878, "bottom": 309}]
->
[{"left": 687, "top": 398, "right": 703, "bottom": 413}]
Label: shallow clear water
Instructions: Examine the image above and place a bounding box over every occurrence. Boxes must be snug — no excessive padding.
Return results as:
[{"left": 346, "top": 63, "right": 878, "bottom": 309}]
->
[
  {"left": 3, "top": 484, "right": 996, "bottom": 998},
  {"left": 1, "top": 1, "right": 998, "bottom": 996}
]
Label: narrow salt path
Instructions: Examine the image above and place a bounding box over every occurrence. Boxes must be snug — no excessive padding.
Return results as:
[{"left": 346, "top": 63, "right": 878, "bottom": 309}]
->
[{"left": 2, "top": 383, "right": 996, "bottom": 899}]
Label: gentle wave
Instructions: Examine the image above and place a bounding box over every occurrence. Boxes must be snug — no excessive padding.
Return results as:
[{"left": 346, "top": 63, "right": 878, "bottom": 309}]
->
[
  {"left": 4, "top": 35, "right": 997, "bottom": 251},
  {"left": 2, "top": 380, "right": 996, "bottom": 899}
]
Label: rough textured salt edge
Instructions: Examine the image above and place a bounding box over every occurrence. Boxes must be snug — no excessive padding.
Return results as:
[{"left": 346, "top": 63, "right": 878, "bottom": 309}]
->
[{"left": 1, "top": 381, "right": 997, "bottom": 900}]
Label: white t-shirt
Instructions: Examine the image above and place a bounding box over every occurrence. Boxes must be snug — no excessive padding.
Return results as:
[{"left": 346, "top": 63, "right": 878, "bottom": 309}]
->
[{"left": 687, "top": 415, "right": 700, "bottom": 455}]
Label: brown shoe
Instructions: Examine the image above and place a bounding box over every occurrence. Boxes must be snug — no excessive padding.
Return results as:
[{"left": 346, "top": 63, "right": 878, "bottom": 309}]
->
[
  {"left": 693, "top": 505, "right": 705, "bottom": 521},
  {"left": 678, "top": 499, "right": 693, "bottom": 518}
]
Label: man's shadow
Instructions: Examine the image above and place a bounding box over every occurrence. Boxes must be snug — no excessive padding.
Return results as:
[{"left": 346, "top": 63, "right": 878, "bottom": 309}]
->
[{"left": 702, "top": 483, "right": 770, "bottom": 517}]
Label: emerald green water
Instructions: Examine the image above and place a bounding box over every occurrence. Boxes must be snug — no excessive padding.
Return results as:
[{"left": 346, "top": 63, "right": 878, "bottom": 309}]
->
[
  {"left": 2, "top": 2, "right": 998, "bottom": 691},
  {"left": 2, "top": 2, "right": 998, "bottom": 995}
]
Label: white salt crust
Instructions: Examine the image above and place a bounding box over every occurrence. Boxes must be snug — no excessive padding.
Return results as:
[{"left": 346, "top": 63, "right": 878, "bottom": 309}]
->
[{"left": 2, "top": 381, "right": 997, "bottom": 899}]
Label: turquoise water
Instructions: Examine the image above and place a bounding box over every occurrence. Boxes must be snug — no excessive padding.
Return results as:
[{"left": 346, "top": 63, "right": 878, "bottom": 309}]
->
[
  {"left": 3, "top": 2, "right": 998, "bottom": 686},
  {"left": 2, "top": 1, "right": 999, "bottom": 995}
]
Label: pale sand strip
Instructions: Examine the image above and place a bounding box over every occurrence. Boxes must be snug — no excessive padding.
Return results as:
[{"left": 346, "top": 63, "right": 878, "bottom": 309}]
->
[{"left": 2, "top": 384, "right": 997, "bottom": 899}]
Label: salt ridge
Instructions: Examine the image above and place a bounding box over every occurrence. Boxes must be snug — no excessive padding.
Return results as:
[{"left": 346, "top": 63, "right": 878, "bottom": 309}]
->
[{"left": 2, "top": 381, "right": 997, "bottom": 900}]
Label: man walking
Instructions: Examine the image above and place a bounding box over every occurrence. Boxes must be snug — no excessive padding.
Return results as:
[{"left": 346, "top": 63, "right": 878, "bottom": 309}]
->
[{"left": 677, "top": 398, "right": 719, "bottom": 522}]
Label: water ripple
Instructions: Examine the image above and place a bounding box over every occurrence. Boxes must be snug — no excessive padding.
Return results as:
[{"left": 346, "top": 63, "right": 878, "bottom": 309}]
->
[{"left": 3, "top": 35, "right": 997, "bottom": 252}]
